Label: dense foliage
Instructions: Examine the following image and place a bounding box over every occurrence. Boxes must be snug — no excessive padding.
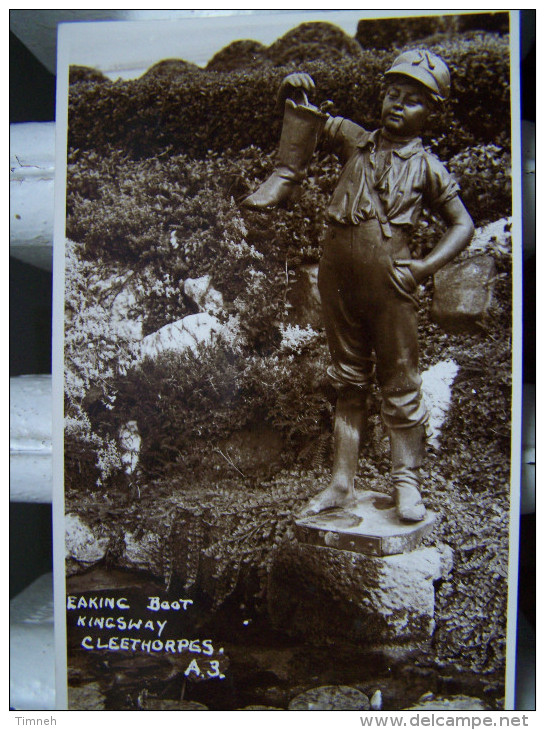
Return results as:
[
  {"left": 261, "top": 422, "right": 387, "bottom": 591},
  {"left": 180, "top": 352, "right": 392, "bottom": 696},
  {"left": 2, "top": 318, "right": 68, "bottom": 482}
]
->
[
  {"left": 355, "top": 12, "right": 509, "bottom": 50},
  {"left": 67, "top": 142, "right": 510, "bottom": 270},
  {"left": 68, "top": 31, "right": 510, "bottom": 161},
  {"left": 65, "top": 16, "right": 514, "bottom": 687}
]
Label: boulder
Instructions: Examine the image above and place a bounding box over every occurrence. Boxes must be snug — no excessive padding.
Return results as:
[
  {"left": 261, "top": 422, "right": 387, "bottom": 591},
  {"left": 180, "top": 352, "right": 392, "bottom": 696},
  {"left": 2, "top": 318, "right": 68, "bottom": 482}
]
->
[
  {"left": 110, "top": 281, "right": 143, "bottom": 341},
  {"left": 143, "top": 699, "right": 209, "bottom": 710},
  {"left": 288, "top": 685, "right": 370, "bottom": 711},
  {"left": 421, "top": 360, "right": 459, "bottom": 447},
  {"left": 468, "top": 217, "right": 511, "bottom": 256},
  {"left": 120, "top": 530, "right": 164, "bottom": 575},
  {"left": 286, "top": 264, "right": 322, "bottom": 329},
  {"left": 268, "top": 542, "right": 453, "bottom": 650},
  {"left": 118, "top": 420, "right": 141, "bottom": 476},
  {"left": 77, "top": 266, "right": 144, "bottom": 343},
  {"left": 403, "top": 693, "right": 491, "bottom": 711},
  {"left": 139, "top": 313, "right": 223, "bottom": 360},
  {"left": 65, "top": 514, "right": 109, "bottom": 573},
  {"left": 370, "top": 689, "right": 383, "bottom": 710},
  {"left": 184, "top": 274, "right": 224, "bottom": 316},
  {"left": 431, "top": 254, "right": 496, "bottom": 334}
]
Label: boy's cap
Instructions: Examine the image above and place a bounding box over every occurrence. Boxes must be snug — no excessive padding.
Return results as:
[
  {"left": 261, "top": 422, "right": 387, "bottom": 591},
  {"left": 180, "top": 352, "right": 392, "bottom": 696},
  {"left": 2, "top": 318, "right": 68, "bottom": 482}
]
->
[{"left": 384, "top": 49, "right": 450, "bottom": 102}]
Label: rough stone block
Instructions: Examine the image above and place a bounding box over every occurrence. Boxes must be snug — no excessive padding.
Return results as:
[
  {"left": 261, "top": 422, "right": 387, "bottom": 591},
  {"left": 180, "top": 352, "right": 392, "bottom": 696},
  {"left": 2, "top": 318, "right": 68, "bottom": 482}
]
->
[
  {"left": 65, "top": 513, "right": 110, "bottom": 574},
  {"left": 267, "top": 541, "right": 453, "bottom": 649},
  {"left": 287, "top": 263, "right": 322, "bottom": 329},
  {"left": 139, "top": 312, "right": 223, "bottom": 360},
  {"left": 121, "top": 530, "right": 164, "bottom": 575},
  {"left": 184, "top": 274, "right": 224, "bottom": 316},
  {"left": 431, "top": 254, "right": 496, "bottom": 334},
  {"left": 403, "top": 694, "right": 491, "bottom": 711},
  {"left": 421, "top": 360, "right": 459, "bottom": 447},
  {"left": 110, "top": 281, "right": 143, "bottom": 340},
  {"left": 288, "top": 685, "right": 370, "bottom": 710}
]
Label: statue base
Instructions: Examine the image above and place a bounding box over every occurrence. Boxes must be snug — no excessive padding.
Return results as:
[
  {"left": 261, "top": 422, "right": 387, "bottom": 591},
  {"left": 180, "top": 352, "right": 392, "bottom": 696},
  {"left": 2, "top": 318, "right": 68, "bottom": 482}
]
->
[{"left": 295, "top": 490, "right": 437, "bottom": 557}]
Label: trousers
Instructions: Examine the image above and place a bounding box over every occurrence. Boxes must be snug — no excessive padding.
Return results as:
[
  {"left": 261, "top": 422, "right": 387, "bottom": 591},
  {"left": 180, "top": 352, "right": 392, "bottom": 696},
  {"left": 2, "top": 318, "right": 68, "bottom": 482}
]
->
[{"left": 318, "top": 219, "right": 428, "bottom": 431}]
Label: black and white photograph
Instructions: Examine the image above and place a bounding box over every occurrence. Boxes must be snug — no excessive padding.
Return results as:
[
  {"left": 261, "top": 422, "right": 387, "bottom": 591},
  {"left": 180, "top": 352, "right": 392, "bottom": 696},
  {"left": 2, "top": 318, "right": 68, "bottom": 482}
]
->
[{"left": 51, "top": 10, "right": 523, "bottom": 712}]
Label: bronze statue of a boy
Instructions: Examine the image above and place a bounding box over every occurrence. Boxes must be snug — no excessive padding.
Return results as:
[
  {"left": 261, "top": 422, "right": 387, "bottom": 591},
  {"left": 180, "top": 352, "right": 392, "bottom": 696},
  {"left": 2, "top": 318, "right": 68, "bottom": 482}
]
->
[{"left": 243, "top": 50, "right": 474, "bottom": 523}]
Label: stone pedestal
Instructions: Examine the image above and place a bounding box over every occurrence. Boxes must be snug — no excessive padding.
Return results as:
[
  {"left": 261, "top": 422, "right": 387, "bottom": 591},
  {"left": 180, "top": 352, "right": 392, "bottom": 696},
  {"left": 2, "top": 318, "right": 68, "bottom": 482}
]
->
[
  {"left": 268, "top": 537, "right": 453, "bottom": 651},
  {"left": 295, "top": 490, "right": 436, "bottom": 556}
]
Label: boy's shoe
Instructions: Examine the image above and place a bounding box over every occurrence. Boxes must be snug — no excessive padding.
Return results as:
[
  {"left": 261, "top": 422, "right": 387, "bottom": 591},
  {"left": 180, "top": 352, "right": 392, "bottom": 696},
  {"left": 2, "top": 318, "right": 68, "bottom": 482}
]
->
[
  {"left": 395, "top": 482, "right": 427, "bottom": 522},
  {"left": 389, "top": 425, "right": 428, "bottom": 523}
]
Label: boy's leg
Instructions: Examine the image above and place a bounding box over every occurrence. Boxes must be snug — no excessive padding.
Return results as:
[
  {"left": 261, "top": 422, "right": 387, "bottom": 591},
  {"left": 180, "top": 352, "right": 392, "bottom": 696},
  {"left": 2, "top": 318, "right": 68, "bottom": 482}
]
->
[
  {"left": 299, "top": 226, "right": 373, "bottom": 517},
  {"left": 299, "top": 385, "right": 367, "bottom": 516},
  {"left": 389, "top": 425, "right": 427, "bottom": 522},
  {"left": 373, "top": 287, "right": 429, "bottom": 522}
]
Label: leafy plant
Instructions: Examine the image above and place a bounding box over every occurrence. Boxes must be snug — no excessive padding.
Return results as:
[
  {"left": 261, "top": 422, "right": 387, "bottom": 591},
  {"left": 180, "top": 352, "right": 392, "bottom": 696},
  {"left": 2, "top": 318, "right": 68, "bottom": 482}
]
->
[
  {"left": 449, "top": 144, "right": 512, "bottom": 223},
  {"left": 68, "top": 30, "right": 510, "bottom": 161}
]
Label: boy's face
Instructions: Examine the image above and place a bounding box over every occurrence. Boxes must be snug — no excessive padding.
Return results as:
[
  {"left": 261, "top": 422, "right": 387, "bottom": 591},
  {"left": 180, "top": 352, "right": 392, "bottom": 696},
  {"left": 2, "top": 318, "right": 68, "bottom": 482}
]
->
[{"left": 381, "top": 80, "right": 431, "bottom": 137}]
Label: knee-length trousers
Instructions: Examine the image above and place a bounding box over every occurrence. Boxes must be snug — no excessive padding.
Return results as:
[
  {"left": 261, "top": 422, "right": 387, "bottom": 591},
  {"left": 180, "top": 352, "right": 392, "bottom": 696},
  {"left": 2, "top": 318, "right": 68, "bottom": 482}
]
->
[{"left": 318, "top": 219, "right": 429, "bottom": 431}]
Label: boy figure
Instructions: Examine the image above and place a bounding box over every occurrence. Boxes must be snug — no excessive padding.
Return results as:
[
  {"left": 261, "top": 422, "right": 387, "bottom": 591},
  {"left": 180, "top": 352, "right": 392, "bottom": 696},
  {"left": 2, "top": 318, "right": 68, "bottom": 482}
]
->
[{"left": 243, "top": 50, "right": 474, "bottom": 522}]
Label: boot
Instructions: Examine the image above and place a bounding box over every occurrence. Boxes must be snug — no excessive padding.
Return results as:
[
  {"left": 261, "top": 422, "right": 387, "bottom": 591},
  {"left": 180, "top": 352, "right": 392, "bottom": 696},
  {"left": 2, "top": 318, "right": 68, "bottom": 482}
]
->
[
  {"left": 389, "top": 425, "right": 427, "bottom": 522},
  {"left": 242, "top": 99, "right": 327, "bottom": 210}
]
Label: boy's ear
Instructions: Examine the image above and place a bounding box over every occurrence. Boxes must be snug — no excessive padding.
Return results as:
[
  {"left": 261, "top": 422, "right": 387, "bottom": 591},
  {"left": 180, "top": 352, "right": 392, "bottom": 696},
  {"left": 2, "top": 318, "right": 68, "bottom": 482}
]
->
[{"left": 426, "top": 89, "right": 444, "bottom": 110}]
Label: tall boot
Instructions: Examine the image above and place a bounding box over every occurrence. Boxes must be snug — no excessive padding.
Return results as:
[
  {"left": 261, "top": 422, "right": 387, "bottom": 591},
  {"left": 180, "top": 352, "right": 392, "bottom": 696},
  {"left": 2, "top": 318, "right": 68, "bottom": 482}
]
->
[
  {"left": 389, "top": 425, "right": 427, "bottom": 522},
  {"left": 242, "top": 99, "right": 327, "bottom": 210}
]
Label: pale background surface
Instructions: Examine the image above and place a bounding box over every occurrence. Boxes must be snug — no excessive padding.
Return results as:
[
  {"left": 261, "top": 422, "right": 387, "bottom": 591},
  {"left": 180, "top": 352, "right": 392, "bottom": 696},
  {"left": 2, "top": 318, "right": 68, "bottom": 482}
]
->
[{"left": 9, "top": 9, "right": 535, "bottom": 712}]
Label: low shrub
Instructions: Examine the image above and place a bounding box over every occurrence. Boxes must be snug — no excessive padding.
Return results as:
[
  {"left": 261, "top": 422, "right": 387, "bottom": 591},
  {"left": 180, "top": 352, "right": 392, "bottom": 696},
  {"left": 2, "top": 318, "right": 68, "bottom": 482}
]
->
[
  {"left": 425, "top": 33, "right": 511, "bottom": 153},
  {"left": 66, "top": 147, "right": 286, "bottom": 340},
  {"left": 67, "top": 140, "right": 511, "bottom": 280},
  {"left": 207, "top": 22, "right": 364, "bottom": 71},
  {"left": 206, "top": 40, "right": 270, "bottom": 72},
  {"left": 265, "top": 21, "right": 364, "bottom": 65},
  {"left": 449, "top": 144, "right": 512, "bottom": 223},
  {"left": 82, "top": 333, "right": 332, "bottom": 483},
  {"left": 355, "top": 12, "right": 508, "bottom": 51},
  {"left": 356, "top": 14, "right": 457, "bottom": 50},
  {"left": 68, "top": 27, "right": 510, "bottom": 161}
]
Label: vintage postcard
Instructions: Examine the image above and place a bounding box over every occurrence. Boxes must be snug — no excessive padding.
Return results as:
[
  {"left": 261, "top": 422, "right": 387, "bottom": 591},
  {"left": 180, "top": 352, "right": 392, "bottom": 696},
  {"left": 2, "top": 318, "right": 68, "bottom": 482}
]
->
[{"left": 52, "top": 10, "right": 522, "bottom": 712}]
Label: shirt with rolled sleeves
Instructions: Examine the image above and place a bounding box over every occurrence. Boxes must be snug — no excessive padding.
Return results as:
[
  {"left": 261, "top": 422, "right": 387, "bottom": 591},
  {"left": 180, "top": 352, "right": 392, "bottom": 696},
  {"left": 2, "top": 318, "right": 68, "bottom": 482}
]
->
[{"left": 323, "top": 115, "right": 460, "bottom": 236}]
